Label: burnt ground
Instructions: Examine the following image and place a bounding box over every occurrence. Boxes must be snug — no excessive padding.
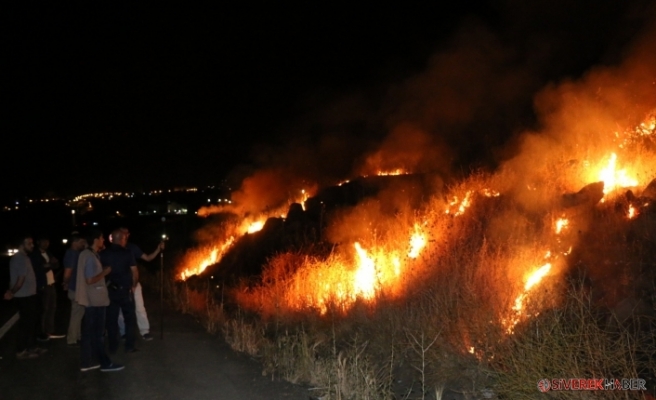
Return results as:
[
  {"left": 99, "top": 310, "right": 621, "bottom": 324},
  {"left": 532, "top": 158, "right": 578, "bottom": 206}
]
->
[{"left": 0, "top": 288, "right": 311, "bottom": 400}]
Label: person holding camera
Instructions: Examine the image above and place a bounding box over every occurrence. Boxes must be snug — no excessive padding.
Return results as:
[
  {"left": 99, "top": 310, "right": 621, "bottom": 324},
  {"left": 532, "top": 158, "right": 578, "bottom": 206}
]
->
[
  {"left": 100, "top": 229, "right": 138, "bottom": 354},
  {"left": 119, "top": 227, "right": 163, "bottom": 341}
]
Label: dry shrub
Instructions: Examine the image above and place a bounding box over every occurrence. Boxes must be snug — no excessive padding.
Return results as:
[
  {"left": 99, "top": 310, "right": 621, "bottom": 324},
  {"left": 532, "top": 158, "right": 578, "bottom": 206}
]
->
[
  {"left": 491, "top": 283, "right": 656, "bottom": 399},
  {"left": 223, "top": 316, "right": 263, "bottom": 357}
]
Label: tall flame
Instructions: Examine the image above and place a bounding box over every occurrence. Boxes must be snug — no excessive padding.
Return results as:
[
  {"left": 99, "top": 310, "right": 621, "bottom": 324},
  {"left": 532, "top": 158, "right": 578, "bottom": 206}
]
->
[
  {"left": 598, "top": 153, "right": 637, "bottom": 194},
  {"left": 506, "top": 262, "right": 552, "bottom": 333},
  {"left": 408, "top": 224, "right": 427, "bottom": 259},
  {"left": 353, "top": 243, "right": 377, "bottom": 299}
]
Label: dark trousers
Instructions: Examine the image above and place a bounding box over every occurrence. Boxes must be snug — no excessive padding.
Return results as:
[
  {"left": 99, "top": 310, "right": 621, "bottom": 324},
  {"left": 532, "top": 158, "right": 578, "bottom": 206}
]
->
[
  {"left": 40, "top": 284, "right": 57, "bottom": 335},
  {"left": 81, "top": 306, "right": 111, "bottom": 369},
  {"left": 14, "top": 295, "right": 38, "bottom": 352},
  {"left": 106, "top": 292, "right": 136, "bottom": 352}
]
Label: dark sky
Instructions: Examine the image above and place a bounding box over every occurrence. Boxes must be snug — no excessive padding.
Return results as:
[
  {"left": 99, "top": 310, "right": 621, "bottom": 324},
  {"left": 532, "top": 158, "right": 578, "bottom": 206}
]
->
[{"left": 4, "top": 1, "right": 654, "bottom": 201}]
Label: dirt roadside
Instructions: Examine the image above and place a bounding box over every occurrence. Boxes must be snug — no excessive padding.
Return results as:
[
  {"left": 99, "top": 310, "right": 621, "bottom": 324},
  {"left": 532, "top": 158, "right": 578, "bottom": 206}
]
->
[{"left": 0, "top": 289, "right": 311, "bottom": 400}]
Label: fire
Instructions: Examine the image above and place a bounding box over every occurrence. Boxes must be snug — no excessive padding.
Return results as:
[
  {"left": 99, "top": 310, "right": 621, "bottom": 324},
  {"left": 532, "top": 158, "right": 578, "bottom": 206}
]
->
[
  {"left": 377, "top": 169, "right": 408, "bottom": 176},
  {"left": 353, "top": 243, "right": 377, "bottom": 299},
  {"left": 300, "top": 189, "right": 308, "bottom": 210},
  {"left": 482, "top": 188, "right": 500, "bottom": 197},
  {"left": 178, "top": 236, "right": 236, "bottom": 280},
  {"left": 628, "top": 204, "right": 637, "bottom": 219},
  {"left": 445, "top": 191, "right": 473, "bottom": 216},
  {"left": 597, "top": 153, "right": 638, "bottom": 194},
  {"left": 269, "top": 216, "right": 431, "bottom": 314},
  {"left": 506, "top": 262, "right": 552, "bottom": 334},
  {"left": 524, "top": 263, "right": 552, "bottom": 292},
  {"left": 247, "top": 220, "right": 265, "bottom": 233},
  {"left": 408, "top": 224, "right": 427, "bottom": 259},
  {"left": 555, "top": 218, "right": 568, "bottom": 234}
]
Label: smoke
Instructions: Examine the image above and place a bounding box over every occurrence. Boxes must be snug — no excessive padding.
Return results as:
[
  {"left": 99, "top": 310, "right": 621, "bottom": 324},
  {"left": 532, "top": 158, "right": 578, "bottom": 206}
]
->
[
  {"left": 203, "top": 1, "right": 656, "bottom": 225},
  {"left": 499, "top": 7, "right": 656, "bottom": 207}
]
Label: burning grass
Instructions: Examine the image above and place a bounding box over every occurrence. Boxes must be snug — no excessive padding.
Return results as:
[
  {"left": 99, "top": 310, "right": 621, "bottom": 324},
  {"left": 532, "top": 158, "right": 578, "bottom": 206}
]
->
[{"left": 167, "top": 110, "right": 656, "bottom": 398}]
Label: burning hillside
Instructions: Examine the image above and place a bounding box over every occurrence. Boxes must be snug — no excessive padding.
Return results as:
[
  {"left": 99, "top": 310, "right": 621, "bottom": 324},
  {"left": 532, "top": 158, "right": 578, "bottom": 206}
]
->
[
  {"left": 177, "top": 105, "right": 656, "bottom": 333},
  {"left": 165, "top": 7, "right": 656, "bottom": 399}
]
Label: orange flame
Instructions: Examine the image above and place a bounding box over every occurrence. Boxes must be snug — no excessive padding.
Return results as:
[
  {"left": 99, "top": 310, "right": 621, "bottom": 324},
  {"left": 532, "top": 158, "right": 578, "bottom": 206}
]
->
[
  {"left": 247, "top": 220, "right": 265, "bottom": 233},
  {"left": 445, "top": 191, "right": 473, "bottom": 216},
  {"left": 555, "top": 218, "right": 568, "bottom": 234},
  {"left": 628, "top": 205, "right": 637, "bottom": 219},
  {"left": 178, "top": 236, "right": 236, "bottom": 280},
  {"left": 597, "top": 153, "right": 638, "bottom": 194},
  {"left": 506, "top": 262, "right": 552, "bottom": 333},
  {"left": 408, "top": 223, "right": 427, "bottom": 259},
  {"left": 272, "top": 218, "right": 430, "bottom": 314},
  {"left": 524, "top": 263, "right": 552, "bottom": 292},
  {"left": 353, "top": 243, "right": 377, "bottom": 299},
  {"left": 376, "top": 169, "right": 408, "bottom": 176}
]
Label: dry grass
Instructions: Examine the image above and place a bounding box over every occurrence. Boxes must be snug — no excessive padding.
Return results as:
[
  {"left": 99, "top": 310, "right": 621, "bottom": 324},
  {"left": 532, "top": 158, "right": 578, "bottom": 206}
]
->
[{"left": 491, "top": 283, "right": 655, "bottom": 399}]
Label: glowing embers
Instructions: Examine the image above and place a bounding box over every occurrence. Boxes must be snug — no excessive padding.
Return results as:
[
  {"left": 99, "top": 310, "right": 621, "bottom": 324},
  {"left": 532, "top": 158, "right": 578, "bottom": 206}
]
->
[
  {"left": 178, "top": 236, "right": 236, "bottom": 280},
  {"left": 445, "top": 191, "right": 473, "bottom": 216},
  {"left": 481, "top": 188, "right": 500, "bottom": 197},
  {"left": 617, "top": 113, "right": 656, "bottom": 148},
  {"left": 636, "top": 115, "right": 656, "bottom": 136},
  {"left": 597, "top": 153, "right": 638, "bottom": 195}
]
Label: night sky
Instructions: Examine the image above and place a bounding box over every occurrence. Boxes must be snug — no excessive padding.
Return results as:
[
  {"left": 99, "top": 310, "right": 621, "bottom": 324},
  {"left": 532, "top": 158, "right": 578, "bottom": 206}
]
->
[{"left": 4, "top": 1, "right": 655, "bottom": 202}]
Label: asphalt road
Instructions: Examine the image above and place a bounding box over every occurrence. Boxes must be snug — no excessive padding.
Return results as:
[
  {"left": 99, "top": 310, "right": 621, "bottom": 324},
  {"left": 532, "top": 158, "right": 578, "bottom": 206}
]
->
[{"left": 0, "top": 289, "right": 310, "bottom": 400}]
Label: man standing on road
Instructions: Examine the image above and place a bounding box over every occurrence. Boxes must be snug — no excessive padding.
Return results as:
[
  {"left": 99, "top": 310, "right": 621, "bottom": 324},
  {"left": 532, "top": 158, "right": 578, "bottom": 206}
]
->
[
  {"left": 101, "top": 229, "right": 138, "bottom": 353},
  {"left": 30, "top": 236, "right": 65, "bottom": 341},
  {"left": 3, "top": 235, "right": 47, "bottom": 359},
  {"left": 76, "top": 229, "right": 123, "bottom": 372},
  {"left": 62, "top": 233, "right": 86, "bottom": 345},
  {"left": 119, "top": 227, "right": 163, "bottom": 341}
]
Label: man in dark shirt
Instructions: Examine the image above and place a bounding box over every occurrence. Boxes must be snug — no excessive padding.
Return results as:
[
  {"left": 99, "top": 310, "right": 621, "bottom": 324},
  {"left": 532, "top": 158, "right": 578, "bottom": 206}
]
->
[
  {"left": 119, "top": 227, "right": 164, "bottom": 341},
  {"left": 100, "top": 229, "right": 138, "bottom": 353},
  {"left": 29, "top": 237, "right": 64, "bottom": 341}
]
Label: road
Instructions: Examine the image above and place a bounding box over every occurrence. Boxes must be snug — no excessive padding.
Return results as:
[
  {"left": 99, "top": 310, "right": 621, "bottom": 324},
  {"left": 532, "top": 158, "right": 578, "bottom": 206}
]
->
[{"left": 0, "top": 288, "right": 310, "bottom": 400}]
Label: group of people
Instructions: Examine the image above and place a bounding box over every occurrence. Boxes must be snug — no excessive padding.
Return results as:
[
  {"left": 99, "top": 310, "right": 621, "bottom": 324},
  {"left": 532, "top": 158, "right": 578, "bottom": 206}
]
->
[{"left": 4, "top": 227, "right": 164, "bottom": 372}]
